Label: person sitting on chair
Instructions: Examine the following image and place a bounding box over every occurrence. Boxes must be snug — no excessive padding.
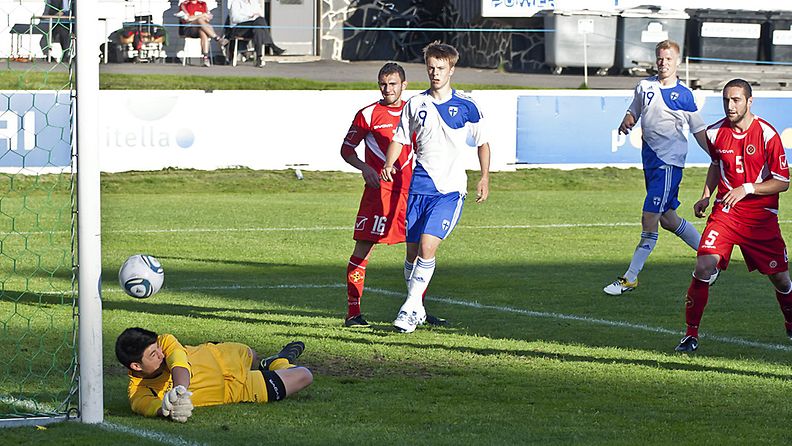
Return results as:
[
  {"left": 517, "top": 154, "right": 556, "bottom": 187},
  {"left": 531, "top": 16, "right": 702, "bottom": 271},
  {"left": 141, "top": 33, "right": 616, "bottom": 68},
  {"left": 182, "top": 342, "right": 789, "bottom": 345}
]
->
[
  {"left": 178, "top": 0, "right": 229, "bottom": 67},
  {"left": 41, "top": 0, "right": 74, "bottom": 62},
  {"left": 228, "top": 0, "right": 285, "bottom": 68}
]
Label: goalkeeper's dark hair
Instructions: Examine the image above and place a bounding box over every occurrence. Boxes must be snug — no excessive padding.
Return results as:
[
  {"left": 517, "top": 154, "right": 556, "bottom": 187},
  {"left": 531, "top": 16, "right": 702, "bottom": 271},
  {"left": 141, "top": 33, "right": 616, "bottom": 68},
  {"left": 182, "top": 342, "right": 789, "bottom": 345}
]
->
[
  {"left": 115, "top": 327, "right": 159, "bottom": 368},
  {"left": 724, "top": 78, "right": 752, "bottom": 98},
  {"left": 378, "top": 62, "right": 406, "bottom": 82}
]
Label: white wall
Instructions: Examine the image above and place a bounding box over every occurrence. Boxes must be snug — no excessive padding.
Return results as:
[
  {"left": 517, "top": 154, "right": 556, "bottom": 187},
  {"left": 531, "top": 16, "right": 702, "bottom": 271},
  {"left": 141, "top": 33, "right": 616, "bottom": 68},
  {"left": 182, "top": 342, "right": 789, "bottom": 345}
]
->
[{"left": 97, "top": 89, "right": 519, "bottom": 173}]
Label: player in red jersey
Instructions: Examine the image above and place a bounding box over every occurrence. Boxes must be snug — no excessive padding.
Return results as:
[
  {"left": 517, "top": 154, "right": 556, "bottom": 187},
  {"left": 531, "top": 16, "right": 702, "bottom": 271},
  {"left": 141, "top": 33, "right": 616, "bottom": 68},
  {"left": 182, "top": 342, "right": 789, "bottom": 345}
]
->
[
  {"left": 341, "top": 63, "right": 411, "bottom": 327},
  {"left": 340, "top": 63, "right": 445, "bottom": 328},
  {"left": 675, "top": 78, "right": 792, "bottom": 352}
]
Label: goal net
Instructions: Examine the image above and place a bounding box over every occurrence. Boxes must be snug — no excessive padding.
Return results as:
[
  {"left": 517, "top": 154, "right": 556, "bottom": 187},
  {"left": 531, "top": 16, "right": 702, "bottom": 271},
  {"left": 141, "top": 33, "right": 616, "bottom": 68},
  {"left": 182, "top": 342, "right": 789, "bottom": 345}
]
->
[{"left": 0, "top": 0, "right": 102, "bottom": 427}]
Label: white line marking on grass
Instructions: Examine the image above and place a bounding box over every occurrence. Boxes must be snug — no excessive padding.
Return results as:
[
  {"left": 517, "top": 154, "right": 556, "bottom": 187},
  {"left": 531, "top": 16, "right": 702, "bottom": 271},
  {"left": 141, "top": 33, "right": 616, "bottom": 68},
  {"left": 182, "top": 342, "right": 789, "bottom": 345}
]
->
[
  {"left": 420, "top": 294, "right": 792, "bottom": 352},
  {"left": 100, "top": 422, "right": 205, "bottom": 446},
  {"left": 138, "top": 283, "right": 792, "bottom": 353},
  {"left": 18, "top": 220, "right": 792, "bottom": 236}
]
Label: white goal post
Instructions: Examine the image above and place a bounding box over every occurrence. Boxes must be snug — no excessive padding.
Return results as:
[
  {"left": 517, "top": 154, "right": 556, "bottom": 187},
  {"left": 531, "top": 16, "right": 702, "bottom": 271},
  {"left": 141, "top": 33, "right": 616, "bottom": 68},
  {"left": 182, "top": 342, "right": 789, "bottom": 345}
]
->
[{"left": 75, "top": 0, "right": 104, "bottom": 425}]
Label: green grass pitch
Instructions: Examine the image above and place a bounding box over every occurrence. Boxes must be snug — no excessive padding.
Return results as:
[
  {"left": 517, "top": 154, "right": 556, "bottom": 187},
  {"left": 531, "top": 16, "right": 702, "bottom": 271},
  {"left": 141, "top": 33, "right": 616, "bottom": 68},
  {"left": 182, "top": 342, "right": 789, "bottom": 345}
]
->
[{"left": 4, "top": 167, "right": 792, "bottom": 445}]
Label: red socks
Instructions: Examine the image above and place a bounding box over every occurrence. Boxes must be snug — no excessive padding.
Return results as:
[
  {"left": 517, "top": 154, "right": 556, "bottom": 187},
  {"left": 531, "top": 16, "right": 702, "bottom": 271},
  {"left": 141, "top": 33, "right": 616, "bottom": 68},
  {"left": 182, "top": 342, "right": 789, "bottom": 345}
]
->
[
  {"left": 346, "top": 256, "right": 367, "bottom": 319},
  {"left": 685, "top": 277, "right": 710, "bottom": 338},
  {"left": 775, "top": 288, "right": 792, "bottom": 331}
]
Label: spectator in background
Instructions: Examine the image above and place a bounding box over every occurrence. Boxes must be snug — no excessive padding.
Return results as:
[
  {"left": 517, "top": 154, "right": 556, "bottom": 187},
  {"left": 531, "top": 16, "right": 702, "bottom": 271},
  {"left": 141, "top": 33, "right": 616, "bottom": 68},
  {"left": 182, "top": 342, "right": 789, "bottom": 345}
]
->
[
  {"left": 41, "top": 0, "right": 74, "bottom": 62},
  {"left": 178, "top": 0, "right": 229, "bottom": 67},
  {"left": 227, "top": 0, "right": 285, "bottom": 68}
]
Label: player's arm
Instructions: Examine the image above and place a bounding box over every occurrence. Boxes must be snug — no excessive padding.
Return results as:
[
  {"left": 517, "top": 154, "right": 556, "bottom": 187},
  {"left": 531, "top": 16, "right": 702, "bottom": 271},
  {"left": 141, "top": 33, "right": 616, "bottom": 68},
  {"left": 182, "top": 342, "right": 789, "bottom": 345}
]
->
[
  {"left": 341, "top": 131, "right": 379, "bottom": 188},
  {"left": 383, "top": 100, "right": 412, "bottom": 182},
  {"left": 694, "top": 161, "right": 720, "bottom": 218},
  {"left": 476, "top": 143, "right": 490, "bottom": 203},
  {"left": 130, "top": 384, "right": 165, "bottom": 417},
  {"left": 619, "top": 87, "right": 642, "bottom": 135},
  {"left": 381, "top": 141, "right": 403, "bottom": 182},
  {"left": 723, "top": 135, "right": 790, "bottom": 207},
  {"left": 687, "top": 107, "right": 709, "bottom": 154},
  {"left": 158, "top": 335, "right": 193, "bottom": 420},
  {"left": 619, "top": 111, "right": 636, "bottom": 135},
  {"left": 722, "top": 178, "right": 789, "bottom": 208},
  {"left": 692, "top": 130, "right": 709, "bottom": 154}
]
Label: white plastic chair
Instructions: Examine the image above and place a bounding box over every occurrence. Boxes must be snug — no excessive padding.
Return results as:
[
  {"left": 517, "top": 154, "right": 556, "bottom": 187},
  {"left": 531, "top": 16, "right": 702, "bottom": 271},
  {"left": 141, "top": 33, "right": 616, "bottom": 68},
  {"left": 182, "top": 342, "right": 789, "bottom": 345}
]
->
[{"left": 178, "top": 37, "right": 204, "bottom": 66}]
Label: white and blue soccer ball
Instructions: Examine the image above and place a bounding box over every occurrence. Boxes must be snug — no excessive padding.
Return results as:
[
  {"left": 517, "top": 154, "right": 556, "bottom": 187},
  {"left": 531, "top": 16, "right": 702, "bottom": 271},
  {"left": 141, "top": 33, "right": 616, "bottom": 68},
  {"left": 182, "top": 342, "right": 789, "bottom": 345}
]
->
[{"left": 119, "top": 254, "right": 164, "bottom": 298}]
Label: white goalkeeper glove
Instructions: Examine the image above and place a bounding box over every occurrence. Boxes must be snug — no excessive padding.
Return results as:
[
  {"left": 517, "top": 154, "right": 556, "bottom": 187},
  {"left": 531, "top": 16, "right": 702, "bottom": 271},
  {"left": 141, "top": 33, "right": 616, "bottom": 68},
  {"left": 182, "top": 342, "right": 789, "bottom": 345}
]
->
[
  {"left": 170, "top": 392, "right": 194, "bottom": 423},
  {"left": 161, "top": 385, "right": 188, "bottom": 417}
]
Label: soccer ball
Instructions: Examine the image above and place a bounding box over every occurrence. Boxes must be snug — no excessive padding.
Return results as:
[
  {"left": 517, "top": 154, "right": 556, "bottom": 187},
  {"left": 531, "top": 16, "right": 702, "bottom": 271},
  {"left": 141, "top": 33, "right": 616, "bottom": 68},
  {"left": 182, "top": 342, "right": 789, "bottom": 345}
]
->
[{"left": 119, "top": 254, "right": 164, "bottom": 298}]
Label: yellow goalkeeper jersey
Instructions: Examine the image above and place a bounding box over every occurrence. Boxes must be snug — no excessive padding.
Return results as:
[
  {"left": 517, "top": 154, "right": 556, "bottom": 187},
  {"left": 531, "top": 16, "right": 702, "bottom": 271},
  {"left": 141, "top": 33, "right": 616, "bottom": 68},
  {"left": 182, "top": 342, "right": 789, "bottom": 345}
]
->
[{"left": 127, "top": 334, "right": 267, "bottom": 417}]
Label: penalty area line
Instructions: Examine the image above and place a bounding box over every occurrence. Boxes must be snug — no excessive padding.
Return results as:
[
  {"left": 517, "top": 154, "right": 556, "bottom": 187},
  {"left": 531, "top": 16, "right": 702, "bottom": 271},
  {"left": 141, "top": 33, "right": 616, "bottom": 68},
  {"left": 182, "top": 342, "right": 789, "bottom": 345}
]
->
[
  {"left": 139, "top": 283, "right": 792, "bottom": 353},
  {"left": 100, "top": 422, "right": 206, "bottom": 446}
]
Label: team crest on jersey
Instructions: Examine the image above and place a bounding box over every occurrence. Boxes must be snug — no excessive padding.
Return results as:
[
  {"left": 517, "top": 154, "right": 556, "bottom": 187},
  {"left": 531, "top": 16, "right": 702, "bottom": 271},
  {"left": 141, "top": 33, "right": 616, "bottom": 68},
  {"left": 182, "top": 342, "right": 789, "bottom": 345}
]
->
[
  {"left": 355, "top": 216, "right": 367, "bottom": 231},
  {"left": 746, "top": 144, "right": 756, "bottom": 156},
  {"left": 781, "top": 154, "right": 788, "bottom": 170},
  {"left": 670, "top": 92, "right": 679, "bottom": 101},
  {"left": 448, "top": 106, "right": 458, "bottom": 117},
  {"left": 770, "top": 260, "right": 778, "bottom": 269}
]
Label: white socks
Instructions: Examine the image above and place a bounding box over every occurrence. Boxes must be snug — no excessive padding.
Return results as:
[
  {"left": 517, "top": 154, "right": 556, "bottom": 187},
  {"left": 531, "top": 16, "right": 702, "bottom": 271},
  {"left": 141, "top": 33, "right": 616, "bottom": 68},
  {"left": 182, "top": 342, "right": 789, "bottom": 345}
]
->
[
  {"left": 625, "top": 232, "right": 658, "bottom": 282},
  {"left": 403, "top": 259, "right": 414, "bottom": 283},
  {"left": 674, "top": 219, "right": 701, "bottom": 250},
  {"left": 402, "top": 257, "right": 435, "bottom": 311}
]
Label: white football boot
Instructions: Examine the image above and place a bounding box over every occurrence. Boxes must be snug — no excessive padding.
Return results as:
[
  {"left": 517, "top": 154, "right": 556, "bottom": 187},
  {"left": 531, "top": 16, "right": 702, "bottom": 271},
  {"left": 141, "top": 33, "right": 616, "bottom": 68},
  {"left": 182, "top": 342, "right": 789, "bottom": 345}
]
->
[
  {"left": 603, "top": 276, "right": 638, "bottom": 296},
  {"left": 393, "top": 307, "right": 426, "bottom": 333}
]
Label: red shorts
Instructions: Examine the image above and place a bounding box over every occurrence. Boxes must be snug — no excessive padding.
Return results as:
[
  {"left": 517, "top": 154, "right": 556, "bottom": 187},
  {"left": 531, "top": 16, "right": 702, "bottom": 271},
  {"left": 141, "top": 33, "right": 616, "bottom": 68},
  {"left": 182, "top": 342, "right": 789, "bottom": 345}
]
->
[
  {"left": 352, "top": 186, "right": 408, "bottom": 245},
  {"left": 698, "top": 209, "right": 788, "bottom": 274}
]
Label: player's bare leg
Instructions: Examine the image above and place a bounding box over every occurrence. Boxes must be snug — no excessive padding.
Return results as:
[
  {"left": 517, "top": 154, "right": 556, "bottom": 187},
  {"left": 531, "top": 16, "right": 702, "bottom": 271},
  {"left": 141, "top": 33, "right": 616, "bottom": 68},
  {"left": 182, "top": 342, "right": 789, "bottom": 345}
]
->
[
  {"left": 275, "top": 367, "right": 313, "bottom": 397},
  {"left": 345, "top": 240, "right": 375, "bottom": 327},
  {"left": 255, "top": 343, "right": 313, "bottom": 399},
  {"left": 769, "top": 271, "right": 792, "bottom": 340}
]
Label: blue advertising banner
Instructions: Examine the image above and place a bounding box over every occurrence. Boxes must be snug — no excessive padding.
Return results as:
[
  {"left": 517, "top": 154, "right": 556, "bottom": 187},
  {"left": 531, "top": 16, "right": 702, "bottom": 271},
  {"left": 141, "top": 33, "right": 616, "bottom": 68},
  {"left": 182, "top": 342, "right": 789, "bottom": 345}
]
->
[
  {"left": 516, "top": 92, "right": 792, "bottom": 166},
  {"left": 0, "top": 92, "right": 72, "bottom": 169}
]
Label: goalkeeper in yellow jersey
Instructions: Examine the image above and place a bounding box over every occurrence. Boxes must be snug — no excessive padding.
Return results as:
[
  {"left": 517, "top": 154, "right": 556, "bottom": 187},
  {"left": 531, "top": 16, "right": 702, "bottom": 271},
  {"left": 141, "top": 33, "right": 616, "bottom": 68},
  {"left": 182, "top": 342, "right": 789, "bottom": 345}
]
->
[{"left": 115, "top": 327, "right": 313, "bottom": 422}]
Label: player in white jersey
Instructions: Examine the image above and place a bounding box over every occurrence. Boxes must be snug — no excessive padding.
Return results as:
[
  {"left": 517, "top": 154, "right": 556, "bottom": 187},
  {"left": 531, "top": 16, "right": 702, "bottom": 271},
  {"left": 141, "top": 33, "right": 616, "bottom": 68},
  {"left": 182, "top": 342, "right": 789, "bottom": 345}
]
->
[
  {"left": 604, "top": 40, "right": 715, "bottom": 296},
  {"left": 381, "top": 41, "right": 491, "bottom": 333}
]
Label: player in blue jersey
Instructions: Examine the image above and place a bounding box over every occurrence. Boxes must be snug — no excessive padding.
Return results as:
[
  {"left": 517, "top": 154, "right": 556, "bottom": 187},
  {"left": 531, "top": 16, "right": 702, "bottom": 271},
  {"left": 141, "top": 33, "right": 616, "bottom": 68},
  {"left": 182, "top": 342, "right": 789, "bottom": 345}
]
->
[
  {"left": 604, "top": 40, "right": 715, "bottom": 295},
  {"left": 381, "top": 41, "right": 491, "bottom": 333}
]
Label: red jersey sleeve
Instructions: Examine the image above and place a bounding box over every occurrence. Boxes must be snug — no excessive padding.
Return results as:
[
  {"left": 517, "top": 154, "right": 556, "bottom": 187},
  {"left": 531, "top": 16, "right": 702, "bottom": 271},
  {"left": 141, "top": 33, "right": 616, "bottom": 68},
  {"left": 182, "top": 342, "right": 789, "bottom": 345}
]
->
[
  {"left": 765, "top": 128, "right": 789, "bottom": 182},
  {"left": 341, "top": 109, "right": 369, "bottom": 158}
]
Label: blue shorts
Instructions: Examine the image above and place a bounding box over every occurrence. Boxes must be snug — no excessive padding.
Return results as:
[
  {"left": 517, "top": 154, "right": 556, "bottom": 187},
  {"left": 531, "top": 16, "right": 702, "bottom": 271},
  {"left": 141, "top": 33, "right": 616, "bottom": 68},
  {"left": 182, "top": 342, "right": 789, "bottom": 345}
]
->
[
  {"left": 406, "top": 192, "right": 465, "bottom": 243},
  {"left": 643, "top": 165, "right": 682, "bottom": 214}
]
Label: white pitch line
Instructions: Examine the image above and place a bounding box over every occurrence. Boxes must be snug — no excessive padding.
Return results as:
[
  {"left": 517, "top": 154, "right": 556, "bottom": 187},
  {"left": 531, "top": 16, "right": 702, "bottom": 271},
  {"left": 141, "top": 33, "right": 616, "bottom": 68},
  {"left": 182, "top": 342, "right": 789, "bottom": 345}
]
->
[
  {"left": 121, "top": 283, "right": 792, "bottom": 353},
  {"left": 100, "top": 422, "right": 205, "bottom": 446},
  {"left": 16, "top": 220, "right": 792, "bottom": 236}
]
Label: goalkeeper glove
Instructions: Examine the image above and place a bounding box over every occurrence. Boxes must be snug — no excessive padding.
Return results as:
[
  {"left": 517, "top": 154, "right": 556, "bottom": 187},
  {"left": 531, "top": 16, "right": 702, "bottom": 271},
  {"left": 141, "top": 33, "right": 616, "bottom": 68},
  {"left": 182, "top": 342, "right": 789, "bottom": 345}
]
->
[
  {"left": 161, "top": 385, "right": 188, "bottom": 417},
  {"left": 170, "top": 392, "right": 194, "bottom": 423}
]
